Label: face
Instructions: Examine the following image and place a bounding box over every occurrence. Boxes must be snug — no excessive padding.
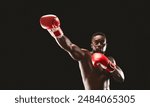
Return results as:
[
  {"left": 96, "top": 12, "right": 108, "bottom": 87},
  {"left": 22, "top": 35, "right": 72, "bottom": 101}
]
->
[{"left": 91, "top": 35, "right": 107, "bottom": 53}]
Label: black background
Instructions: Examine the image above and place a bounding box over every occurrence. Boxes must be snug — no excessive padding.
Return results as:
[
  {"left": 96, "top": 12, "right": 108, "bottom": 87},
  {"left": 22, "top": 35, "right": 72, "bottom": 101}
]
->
[{"left": 0, "top": 0, "right": 149, "bottom": 90}]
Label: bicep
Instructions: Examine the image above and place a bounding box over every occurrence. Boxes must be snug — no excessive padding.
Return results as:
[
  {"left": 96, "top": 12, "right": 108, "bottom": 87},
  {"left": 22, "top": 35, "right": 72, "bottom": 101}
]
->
[
  {"left": 56, "top": 36, "right": 85, "bottom": 61},
  {"left": 68, "top": 44, "right": 85, "bottom": 61}
]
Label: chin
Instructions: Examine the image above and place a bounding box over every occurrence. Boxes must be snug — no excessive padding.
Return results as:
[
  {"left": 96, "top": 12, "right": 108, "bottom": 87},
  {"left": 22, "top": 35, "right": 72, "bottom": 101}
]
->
[
  {"left": 99, "top": 50, "right": 105, "bottom": 53},
  {"left": 94, "top": 50, "right": 103, "bottom": 53}
]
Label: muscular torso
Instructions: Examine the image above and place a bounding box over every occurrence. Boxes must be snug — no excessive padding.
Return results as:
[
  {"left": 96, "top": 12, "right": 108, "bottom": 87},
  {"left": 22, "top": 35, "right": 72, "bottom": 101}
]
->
[
  {"left": 56, "top": 36, "right": 124, "bottom": 90},
  {"left": 78, "top": 49, "right": 110, "bottom": 90}
]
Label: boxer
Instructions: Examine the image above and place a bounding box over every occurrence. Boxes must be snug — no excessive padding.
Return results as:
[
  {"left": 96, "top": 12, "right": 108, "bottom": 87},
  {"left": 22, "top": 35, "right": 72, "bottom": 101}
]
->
[{"left": 40, "top": 14, "right": 125, "bottom": 90}]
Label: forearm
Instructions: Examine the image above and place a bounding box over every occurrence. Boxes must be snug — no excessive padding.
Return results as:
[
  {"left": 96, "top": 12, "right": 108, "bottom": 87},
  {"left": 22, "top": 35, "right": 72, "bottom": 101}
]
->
[
  {"left": 92, "top": 53, "right": 125, "bottom": 82},
  {"left": 111, "top": 66, "right": 125, "bottom": 83},
  {"left": 56, "top": 35, "right": 73, "bottom": 52},
  {"left": 40, "top": 14, "right": 85, "bottom": 61}
]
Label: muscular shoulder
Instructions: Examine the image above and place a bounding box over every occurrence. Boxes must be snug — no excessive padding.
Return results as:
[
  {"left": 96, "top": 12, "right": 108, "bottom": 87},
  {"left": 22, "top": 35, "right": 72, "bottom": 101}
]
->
[
  {"left": 81, "top": 48, "right": 89, "bottom": 52},
  {"left": 80, "top": 48, "right": 91, "bottom": 58},
  {"left": 81, "top": 48, "right": 90, "bottom": 54}
]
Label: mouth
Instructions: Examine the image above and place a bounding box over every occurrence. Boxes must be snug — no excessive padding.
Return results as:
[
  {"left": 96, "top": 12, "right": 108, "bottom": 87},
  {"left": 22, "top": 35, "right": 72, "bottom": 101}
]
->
[
  {"left": 96, "top": 47, "right": 102, "bottom": 50},
  {"left": 95, "top": 48, "right": 103, "bottom": 53}
]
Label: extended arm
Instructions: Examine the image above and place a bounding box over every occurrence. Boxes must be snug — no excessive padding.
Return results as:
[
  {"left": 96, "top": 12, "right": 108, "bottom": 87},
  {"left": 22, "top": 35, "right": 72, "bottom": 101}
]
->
[{"left": 40, "top": 14, "right": 85, "bottom": 60}]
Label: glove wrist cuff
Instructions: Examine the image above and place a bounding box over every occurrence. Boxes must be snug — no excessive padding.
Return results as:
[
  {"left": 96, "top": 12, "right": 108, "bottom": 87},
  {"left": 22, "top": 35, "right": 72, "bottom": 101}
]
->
[{"left": 48, "top": 27, "right": 63, "bottom": 38}]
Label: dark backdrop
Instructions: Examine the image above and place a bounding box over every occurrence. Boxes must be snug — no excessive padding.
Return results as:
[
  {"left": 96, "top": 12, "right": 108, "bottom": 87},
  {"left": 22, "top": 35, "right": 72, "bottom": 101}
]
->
[{"left": 0, "top": 0, "right": 149, "bottom": 89}]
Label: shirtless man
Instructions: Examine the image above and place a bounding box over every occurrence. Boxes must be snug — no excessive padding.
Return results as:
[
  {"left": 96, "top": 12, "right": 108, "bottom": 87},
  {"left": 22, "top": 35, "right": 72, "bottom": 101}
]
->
[{"left": 40, "top": 14, "right": 125, "bottom": 90}]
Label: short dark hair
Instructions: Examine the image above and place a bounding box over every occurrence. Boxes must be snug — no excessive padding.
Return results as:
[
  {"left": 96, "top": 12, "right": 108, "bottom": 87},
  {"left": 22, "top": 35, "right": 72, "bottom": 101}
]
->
[{"left": 91, "top": 32, "right": 106, "bottom": 41}]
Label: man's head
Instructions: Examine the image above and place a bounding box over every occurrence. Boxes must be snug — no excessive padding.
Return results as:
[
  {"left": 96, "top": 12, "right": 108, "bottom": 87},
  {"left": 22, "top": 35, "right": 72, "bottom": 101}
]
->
[{"left": 91, "top": 32, "right": 107, "bottom": 53}]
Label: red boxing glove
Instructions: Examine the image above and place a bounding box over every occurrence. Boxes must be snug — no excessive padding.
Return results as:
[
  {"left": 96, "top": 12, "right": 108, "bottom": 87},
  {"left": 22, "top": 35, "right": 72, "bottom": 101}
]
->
[
  {"left": 91, "top": 53, "right": 116, "bottom": 73},
  {"left": 40, "top": 14, "right": 64, "bottom": 38}
]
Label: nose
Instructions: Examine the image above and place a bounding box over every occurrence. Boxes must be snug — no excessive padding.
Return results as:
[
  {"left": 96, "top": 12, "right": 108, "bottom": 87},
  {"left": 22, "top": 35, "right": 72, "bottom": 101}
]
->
[{"left": 97, "top": 42, "right": 102, "bottom": 46}]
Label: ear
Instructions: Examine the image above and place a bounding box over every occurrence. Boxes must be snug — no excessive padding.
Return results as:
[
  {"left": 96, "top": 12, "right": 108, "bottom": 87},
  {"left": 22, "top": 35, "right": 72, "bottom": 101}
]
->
[{"left": 102, "top": 43, "right": 107, "bottom": 52}]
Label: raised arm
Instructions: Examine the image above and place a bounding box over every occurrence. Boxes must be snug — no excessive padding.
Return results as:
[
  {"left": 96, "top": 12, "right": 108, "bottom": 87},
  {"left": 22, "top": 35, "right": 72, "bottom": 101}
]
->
[{"left": 40, "top": 14, "right": 85, "bottom": 61}]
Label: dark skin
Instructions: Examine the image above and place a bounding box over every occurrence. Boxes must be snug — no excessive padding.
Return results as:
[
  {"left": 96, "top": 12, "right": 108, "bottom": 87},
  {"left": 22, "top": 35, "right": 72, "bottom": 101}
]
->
[{"left": 55, "top": 34, "right": 124, "bottom": 90}]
